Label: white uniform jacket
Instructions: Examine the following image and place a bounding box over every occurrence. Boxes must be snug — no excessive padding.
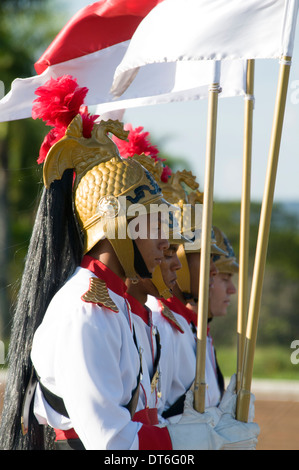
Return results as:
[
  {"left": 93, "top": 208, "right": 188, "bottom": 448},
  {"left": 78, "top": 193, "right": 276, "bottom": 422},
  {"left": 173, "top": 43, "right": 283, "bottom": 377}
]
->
[
  {"left": 147, "top": 295, "right": 221, "bottom": 421},
  {"left": 125, "top": 293, "right": 162, "bottom": 423},
  {"left": 31, "top": 256, "right": 172, "bottom": 450}
]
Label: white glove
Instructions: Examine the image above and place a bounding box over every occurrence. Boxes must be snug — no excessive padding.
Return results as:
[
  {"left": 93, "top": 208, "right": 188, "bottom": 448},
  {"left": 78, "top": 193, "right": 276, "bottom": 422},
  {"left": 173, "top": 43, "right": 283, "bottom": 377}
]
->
[
  {"left": 165, "top": 387, "right": 234, "bottom": 450},
  {"left": 179, "top": 389, "right": 222, "bottom": 427},
  {"left": 218, "top": 374, "right": 256, "bottom": 422},
  {"left": 166, "top": 403, "right": 259, "bottom": 450},
  {"left": 218, "top": 374, "right": 237, "bottom": 416},
  {"left": 165, "top": 374, "right": 259, "bottom": 450},
  {"left": 180, "top": 374, "right": 238, "bottom": 427},
  {"left": 214, "top": 414, "right": 260, "bottom": 450},
  {"left": 214, "top": 374, "right": 259, "bottom": 450},
  {"left": 164, "top": 390, "right": 223, "bottom": 449},
  {"left": 166, "top": 421, "right": 225, "bottom": 450}
]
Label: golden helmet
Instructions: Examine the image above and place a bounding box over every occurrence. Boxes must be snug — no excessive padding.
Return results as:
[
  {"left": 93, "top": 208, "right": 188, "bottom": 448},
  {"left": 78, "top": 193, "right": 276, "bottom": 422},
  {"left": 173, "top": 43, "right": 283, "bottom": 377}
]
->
[
  {"left": 43, "top": 115, "right": 175, "bottom": 280},
  {"left": 129, "top": 157, "right": 228, "bottom": 298},
  {"left": 129, "top": 155, "right": 190, "bottom": 299},
  {"left": 212, "top": 226, "right": 239, "bottom": 274},
  {"left": 153, "top": 169, "right": 227, "bottom": 297}
]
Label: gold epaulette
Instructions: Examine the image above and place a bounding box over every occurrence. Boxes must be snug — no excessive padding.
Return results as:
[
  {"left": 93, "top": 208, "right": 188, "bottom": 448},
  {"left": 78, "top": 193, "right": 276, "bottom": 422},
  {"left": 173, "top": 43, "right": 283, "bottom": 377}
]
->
[
  {"left": 81, "top": 277, "right": 119, "bottom": 313},
  {"left": 161, "top": 304, "right": 184, "bottom": 333}
]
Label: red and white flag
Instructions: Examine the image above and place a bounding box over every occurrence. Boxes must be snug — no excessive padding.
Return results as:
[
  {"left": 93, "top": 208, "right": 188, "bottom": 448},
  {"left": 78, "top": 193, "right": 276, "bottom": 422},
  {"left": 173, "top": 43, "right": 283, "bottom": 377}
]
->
[
  {"left": 112, "top": 0, "right": 299, "bottom": 98},
  {"left": 0, "top": 0, "right": 163, "bottom": 122},
  {"left": 0, "top": 0, "right": 248, "bottom": 123}
]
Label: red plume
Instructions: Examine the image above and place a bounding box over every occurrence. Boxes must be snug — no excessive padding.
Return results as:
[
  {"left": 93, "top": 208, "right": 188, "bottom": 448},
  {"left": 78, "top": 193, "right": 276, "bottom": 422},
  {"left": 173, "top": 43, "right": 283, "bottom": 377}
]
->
[
  {"left": 113, "top": 123, "right": 171, "bottom": 181},
  {"left": 37, "top": 127, "right": 66, "bottom": 164},
  {"left": 112, "top": 124, "right": 159, "bottom": 159},
  {"left": 32, "top": 75, "right": 98, "bottom": 163}
]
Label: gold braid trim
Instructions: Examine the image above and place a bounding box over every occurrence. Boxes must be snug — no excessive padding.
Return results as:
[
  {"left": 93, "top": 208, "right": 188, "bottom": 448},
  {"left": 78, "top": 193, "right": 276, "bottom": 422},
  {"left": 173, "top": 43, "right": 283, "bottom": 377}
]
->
[
  {"left": 161, "top": 304, "right": 184, "bottom": 333},
  {"left": 81, "top": 277, "right": 119, "bottom": 313},
  {"left": 151, "top": 370, "right": 160, "bottom": 394}
]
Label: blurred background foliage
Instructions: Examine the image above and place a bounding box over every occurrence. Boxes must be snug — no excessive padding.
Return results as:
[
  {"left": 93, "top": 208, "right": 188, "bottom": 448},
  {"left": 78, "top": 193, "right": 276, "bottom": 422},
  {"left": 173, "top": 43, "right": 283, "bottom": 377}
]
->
[
  {"left": 0, "top": 0, "right": 67, "bottom": 339},
  {"left": 0, "top": 1, "right": 298, "bottom": 379},
  {"left": 210, "top": 200, "right": 299, "bottom": 379},
  {"left": 210, "top": 200, "right": 299, "bottom": 342}
]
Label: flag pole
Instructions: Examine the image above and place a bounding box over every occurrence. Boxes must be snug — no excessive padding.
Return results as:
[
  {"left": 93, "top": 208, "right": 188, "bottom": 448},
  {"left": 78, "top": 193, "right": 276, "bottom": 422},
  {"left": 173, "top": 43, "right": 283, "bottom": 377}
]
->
[
  {"left": 236, "top": 59, "right": 255, "bottom": 393},
  {"left": 194, "top": 62, "right": 221, "bottom": 413},
  {"left": 236, "top": 56, "right": 292, "bottom": 422}
]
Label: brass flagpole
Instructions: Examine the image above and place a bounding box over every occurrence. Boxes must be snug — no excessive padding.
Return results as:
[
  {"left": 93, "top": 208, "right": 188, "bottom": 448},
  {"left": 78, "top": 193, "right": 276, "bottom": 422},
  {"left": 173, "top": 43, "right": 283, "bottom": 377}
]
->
[
  {"left": 237, "top": 56, "right": 292, "bottom": 421},
  {"left": 194, "top": 63, "right": 221, "bottom": 413},
  {"left": 236, "top": 59, "right": 255, "bottom": 393}
]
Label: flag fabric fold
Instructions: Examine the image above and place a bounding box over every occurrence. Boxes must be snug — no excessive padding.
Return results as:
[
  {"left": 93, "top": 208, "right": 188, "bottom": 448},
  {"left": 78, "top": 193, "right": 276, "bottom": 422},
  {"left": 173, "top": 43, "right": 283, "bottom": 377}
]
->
[
  {"left": 0, "top": 0, "right": 164, "bottom": 122},
  {"left": 3, "top": 0, "right": 296, "bottom": 122},
  {"left": 111, "top": 0, "right": 299, "bottom": 98},
  {"left": 34, "top": 0, "right": 165, "bottom": 74},
  {"left": 0, "top": 0, "right": 249, "bottom": 123}
]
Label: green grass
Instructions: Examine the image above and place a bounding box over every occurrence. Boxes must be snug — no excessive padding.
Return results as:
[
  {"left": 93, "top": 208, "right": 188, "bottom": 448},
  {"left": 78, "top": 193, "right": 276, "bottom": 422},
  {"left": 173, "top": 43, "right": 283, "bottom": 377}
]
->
[
  {"left": 1, "top": 343, "right": 298, "bottom": 380},
  {"left": 216, "top": 346, "right": 299, "bottom": 380}
]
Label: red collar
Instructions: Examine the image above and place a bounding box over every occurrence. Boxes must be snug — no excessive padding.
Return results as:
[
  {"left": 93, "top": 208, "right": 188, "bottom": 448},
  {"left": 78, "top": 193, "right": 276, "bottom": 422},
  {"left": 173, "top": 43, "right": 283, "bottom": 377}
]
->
[
  {"left": 161, "top": 296, "right": 197, "bottom": 326},
  {"left": 125, "top": 293, "right": 150, "bottom": 325},
  {"left": 80, "top": 255, "right": 127, "bottom": 297}
]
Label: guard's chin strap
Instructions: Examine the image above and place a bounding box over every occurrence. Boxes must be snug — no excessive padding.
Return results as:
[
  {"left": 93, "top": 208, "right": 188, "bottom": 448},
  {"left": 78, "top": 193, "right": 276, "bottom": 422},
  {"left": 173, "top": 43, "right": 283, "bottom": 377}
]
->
[
  {"left": 106, "top": 215, "right": 138, "bottom": 281},
  {"left": 151, "top": 265, "right": 172, "bottom": 299},
  {"left": 132, "top": 240, "right": 152, "bottom": 279},
  {"left": 176, "top": 244, "right": 191, "bottom": 295},
  {"left": 106, "top": 214, "right": 152, "bottom": 280}
]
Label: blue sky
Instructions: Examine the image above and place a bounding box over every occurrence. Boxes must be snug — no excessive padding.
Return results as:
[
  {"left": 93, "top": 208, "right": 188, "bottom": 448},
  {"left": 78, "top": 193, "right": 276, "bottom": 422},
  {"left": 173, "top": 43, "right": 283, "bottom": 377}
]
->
[
  {"left": 125, "top": 57, "right": 299, "bottom": 203},
  {"left": 63, "top": 1, "right": 299, "bottom": 202}
]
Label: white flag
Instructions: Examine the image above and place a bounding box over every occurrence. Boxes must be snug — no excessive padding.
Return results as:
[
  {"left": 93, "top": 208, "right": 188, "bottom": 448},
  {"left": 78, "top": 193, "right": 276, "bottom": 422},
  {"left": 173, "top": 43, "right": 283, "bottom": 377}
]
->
[
  {"left": 97, "top": 59, "right": 247, "bottom": 115},
  {"left": 0, "top": 0, "right": 248, "bottom": 123},
  {"left": 112, "top": 0, "right": 298, "bottom": 98}
]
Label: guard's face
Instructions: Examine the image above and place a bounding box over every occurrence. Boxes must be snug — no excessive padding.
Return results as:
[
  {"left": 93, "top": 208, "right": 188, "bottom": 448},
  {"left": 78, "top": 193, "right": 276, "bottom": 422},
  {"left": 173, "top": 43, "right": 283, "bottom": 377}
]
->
[
  {"left": 209, "top": 272, "right": 236, "bottom": 317},
  {"left": 134, "top": 213, "right": 170, "bottom": 274},
  {"left": 160, "top": 245, "right": 182, "bottom": 289},
  {"left": 186, "top": 252, "right": 218, "bottom": 300}
]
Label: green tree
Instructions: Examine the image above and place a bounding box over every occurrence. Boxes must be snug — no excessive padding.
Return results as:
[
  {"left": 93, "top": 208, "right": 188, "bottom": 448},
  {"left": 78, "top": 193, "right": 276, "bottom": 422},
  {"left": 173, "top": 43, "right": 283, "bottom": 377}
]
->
[
  {"left": 0, "top": 0, "right": 67, "bottom": 339},
  {"left": 210, "top": 201, "right": 299, "bottom": 349}
]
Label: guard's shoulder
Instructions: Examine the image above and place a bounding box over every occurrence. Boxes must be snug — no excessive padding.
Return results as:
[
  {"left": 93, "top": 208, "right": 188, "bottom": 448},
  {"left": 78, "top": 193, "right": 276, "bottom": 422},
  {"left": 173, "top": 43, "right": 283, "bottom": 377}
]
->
[
  {"left": 160, "top": 303, "right": 184, "bottom": 333},
  {"left": 81, "top": 277, "right": 119, "bottom": 313}
]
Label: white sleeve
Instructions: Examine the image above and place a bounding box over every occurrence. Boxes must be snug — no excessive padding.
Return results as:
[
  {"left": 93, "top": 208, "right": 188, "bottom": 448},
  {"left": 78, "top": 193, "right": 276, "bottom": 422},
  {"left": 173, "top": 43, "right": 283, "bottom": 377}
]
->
[{"left": 32, "top": 291, "right": 142, "bottom": 450}]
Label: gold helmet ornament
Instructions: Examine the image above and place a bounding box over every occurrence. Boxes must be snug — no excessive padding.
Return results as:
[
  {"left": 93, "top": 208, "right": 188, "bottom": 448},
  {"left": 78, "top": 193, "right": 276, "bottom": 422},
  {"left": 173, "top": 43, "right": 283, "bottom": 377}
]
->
[
  {"left": 212, "top": 226, "right": 239, "bottom": 274},
  {"left": 113, "top": 125, "right": 190, "bottom": 299},
  {"left": 33, "top": 76, "right": 175, "bottom": 281},
  {"left": 157, "top": 173, "right": 227, "bottom": 298},
  {"left": 113, "top": 124, "right": 226, "bottom": 299},
  {"left": 133, "top": 156, "right": 192, "bottom": 299}
]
